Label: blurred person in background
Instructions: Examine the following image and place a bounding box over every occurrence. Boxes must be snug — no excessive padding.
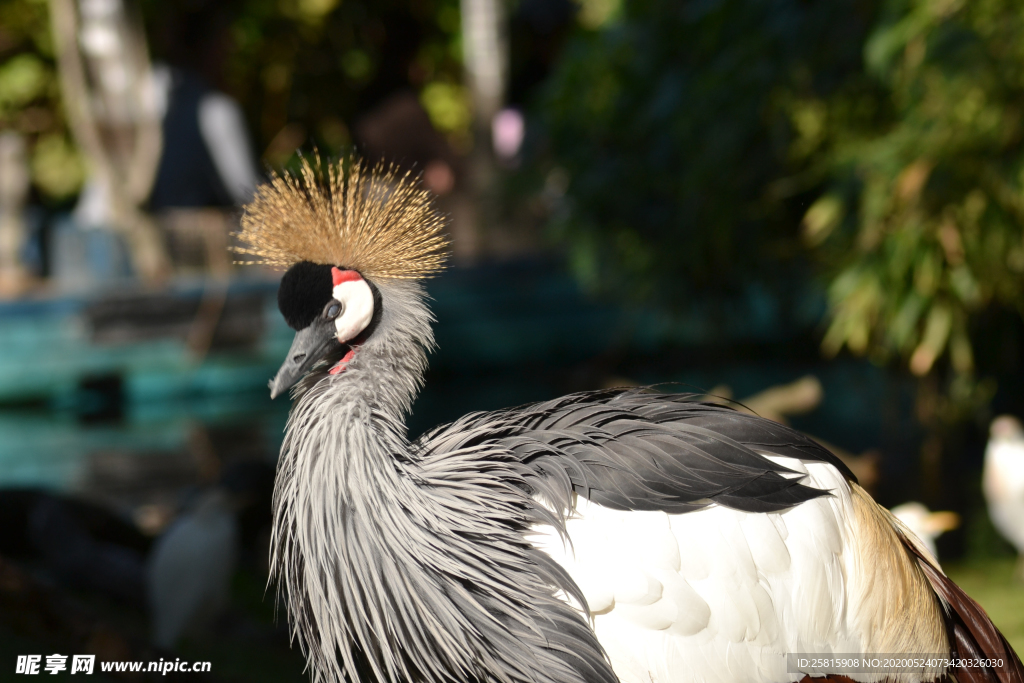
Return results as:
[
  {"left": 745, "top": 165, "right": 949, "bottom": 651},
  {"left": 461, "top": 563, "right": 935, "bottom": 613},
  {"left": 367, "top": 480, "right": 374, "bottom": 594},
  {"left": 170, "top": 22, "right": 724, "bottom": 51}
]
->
[{"left": 65, "top": 0, "right": 259, "bottom": 286}]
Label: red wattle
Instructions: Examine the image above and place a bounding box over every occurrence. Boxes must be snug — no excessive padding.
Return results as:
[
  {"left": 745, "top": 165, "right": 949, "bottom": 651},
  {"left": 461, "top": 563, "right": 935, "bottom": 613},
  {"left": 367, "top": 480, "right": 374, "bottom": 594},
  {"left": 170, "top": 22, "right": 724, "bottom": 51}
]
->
[{"left": 328, "top": 348, "right": 357, "bottom": 375}]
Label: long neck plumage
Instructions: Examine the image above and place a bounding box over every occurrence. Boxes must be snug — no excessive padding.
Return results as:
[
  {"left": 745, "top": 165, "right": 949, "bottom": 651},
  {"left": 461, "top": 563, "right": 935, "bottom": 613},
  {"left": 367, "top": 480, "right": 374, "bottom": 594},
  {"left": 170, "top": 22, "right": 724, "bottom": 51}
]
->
[
  {"left": 271, "top": 279, "right": 431, "bottom": 679},
  {"left": 270, "top": 281, "right": 614, "bottom": 683}
]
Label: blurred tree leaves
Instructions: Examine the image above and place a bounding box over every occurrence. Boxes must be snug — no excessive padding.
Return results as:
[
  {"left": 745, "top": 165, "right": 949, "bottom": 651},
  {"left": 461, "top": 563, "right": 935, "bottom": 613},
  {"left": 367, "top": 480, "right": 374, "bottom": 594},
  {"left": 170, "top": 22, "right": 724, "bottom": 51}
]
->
[
  {"left": 535, "top": 0, "right": 878, "bottom": 307},
  {"left": 805, "top": 0, "right": 1024, "bottom": 411},
  {"left": 2, "top": 0, "right": 466, "bottom": 199},
  {"left": 537, "top": 0, "right": 1024, "bottom": 414},
  {"left": 420, "top": 80, "right": 471, "bottom": 149},
  {"left": 155, "top": 0, "right": 469, "bottom": 163},
  {"left": 0, "top": 54, "right": 48, "bottom": 108},
  {"left": 0, "top": 0, "right": 85, "bottom": 201}
]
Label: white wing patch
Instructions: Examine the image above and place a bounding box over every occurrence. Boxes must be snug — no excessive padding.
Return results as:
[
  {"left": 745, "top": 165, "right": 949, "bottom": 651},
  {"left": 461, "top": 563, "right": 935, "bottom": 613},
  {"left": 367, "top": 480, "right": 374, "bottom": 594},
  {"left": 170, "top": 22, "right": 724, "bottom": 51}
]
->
[{"left": 529, "top": 457, "right": 932, "bottom": 683}]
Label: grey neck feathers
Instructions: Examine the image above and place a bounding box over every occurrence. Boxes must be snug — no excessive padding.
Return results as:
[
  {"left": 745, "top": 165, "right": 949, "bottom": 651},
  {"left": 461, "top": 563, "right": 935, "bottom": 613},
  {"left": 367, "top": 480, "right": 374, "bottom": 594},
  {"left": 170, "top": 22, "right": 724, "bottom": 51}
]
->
[{"left": 271, "top": 280, "right": 614, "bottom": 683}]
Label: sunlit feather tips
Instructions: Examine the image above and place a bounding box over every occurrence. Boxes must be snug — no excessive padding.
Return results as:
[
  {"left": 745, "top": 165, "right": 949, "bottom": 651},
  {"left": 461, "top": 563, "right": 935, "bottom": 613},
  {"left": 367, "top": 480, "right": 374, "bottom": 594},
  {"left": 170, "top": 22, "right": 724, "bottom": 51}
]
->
[{"left": 234, "top": 156, "right": 449, "bottom": 279}]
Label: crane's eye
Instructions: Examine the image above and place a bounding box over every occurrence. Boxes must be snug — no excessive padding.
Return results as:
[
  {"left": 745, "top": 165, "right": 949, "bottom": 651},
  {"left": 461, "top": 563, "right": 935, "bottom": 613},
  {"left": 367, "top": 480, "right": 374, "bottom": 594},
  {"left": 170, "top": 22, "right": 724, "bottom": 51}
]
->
[{"left": 324, "top": 301, "right": 342, "bottom": 320}]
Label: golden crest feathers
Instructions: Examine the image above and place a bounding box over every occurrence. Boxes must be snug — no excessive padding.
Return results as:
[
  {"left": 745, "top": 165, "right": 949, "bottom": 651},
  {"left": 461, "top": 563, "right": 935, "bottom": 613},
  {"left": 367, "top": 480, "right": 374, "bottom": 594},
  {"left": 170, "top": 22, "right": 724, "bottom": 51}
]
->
[{"left": 234, "top": 156, "right": 449, "bottom": 279}]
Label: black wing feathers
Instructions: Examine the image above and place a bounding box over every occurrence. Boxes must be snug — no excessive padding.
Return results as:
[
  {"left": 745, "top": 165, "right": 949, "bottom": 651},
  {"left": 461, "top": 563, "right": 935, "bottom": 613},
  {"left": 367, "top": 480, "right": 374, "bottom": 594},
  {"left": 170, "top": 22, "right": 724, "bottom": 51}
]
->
[{"left": 417, "top": 387, "right": 854, "bottom": 515}]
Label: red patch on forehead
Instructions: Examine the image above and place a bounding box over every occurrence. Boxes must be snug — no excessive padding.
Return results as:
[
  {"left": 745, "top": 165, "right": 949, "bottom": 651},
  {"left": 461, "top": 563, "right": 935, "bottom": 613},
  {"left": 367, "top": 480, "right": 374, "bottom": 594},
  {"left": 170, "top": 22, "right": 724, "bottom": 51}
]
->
[{"left": 331, "top": 267, "right": 362, "bottom": 286}]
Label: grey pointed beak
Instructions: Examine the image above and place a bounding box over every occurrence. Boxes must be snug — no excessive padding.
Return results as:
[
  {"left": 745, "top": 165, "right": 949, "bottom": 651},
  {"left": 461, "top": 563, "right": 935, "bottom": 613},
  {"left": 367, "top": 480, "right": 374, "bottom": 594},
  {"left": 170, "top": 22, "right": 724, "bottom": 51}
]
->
[{"left": 270, "top": 321, "right": 338, "bottom": 399}]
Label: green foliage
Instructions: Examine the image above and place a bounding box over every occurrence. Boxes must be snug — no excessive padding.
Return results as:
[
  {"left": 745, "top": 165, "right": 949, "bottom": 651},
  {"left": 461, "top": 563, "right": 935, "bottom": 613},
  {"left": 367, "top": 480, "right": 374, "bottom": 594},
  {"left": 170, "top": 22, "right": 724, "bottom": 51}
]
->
[
  {"left": 420, "top": 80, "right": 471, "bottom": 138},
  {"left": 2, "top": 0, "right": 466, "bottom": 197},
  {"left": 0, "top": 0, "right": 85, "bottom": 201},
  {"left": 538, "top": 0, "right": 1024, "bottom": 412},
  {"left": 807, "top": 0, "right": 1024, "bottom": 390},
  {"left": 139, "top": 0, "right": 468, "bottom": 164},
  {"left": 0, "top": 54, "right": 48, "bottom": 110},
  {"left": 535, "top": 0, "right": 878, "bottom": 306}
]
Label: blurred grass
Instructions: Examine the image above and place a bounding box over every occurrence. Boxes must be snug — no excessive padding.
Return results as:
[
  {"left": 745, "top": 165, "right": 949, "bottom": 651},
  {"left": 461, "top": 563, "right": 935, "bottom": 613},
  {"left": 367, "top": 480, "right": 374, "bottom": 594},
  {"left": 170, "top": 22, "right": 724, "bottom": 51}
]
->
[{"left": 946, "top": 558, "right": 1024, "bottom": 654}]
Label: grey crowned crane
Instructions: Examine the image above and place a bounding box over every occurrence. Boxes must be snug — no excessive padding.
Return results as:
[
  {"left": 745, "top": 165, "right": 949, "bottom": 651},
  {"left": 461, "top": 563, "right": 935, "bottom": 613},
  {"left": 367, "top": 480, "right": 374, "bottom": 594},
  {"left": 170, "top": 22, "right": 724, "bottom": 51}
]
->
[{"left": 237, "top": 158, "right": 1022, "bottom": 683}]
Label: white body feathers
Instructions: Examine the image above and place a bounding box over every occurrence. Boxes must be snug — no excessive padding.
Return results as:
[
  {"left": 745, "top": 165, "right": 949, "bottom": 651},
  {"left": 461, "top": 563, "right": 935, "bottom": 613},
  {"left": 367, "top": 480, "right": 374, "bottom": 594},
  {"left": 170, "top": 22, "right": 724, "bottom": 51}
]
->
[{"left": 532, "top": 457, "right": 946, "bottom": 683}]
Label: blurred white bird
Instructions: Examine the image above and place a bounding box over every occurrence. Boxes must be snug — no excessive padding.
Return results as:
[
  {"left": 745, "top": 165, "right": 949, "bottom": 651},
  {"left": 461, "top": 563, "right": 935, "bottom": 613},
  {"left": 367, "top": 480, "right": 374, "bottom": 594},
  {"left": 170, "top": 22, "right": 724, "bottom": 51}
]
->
[
  {"left": 984, "top": 414, "right": 1024, "bottom": 578},
  {"left": 891, "top": 502, "right": 960, "bottom": 562},
  {"left": 146, "top": 488, "right": 238, "bottom": 649}
]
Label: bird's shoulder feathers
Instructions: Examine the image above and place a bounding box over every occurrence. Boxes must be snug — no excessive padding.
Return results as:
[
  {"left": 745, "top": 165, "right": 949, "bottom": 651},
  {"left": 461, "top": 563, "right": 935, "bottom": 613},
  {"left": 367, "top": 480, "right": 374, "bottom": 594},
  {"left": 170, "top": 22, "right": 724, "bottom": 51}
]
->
[{"left": 415, "top": 388, "right": 855, "bottom": 514}]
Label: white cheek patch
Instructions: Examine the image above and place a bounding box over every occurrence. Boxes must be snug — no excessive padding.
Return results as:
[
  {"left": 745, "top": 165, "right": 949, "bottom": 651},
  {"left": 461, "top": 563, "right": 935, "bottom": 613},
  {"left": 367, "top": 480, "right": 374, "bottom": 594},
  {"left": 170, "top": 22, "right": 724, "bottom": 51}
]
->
[{"left": 332, "top": 278, "right": 374, "bottom": 343}]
